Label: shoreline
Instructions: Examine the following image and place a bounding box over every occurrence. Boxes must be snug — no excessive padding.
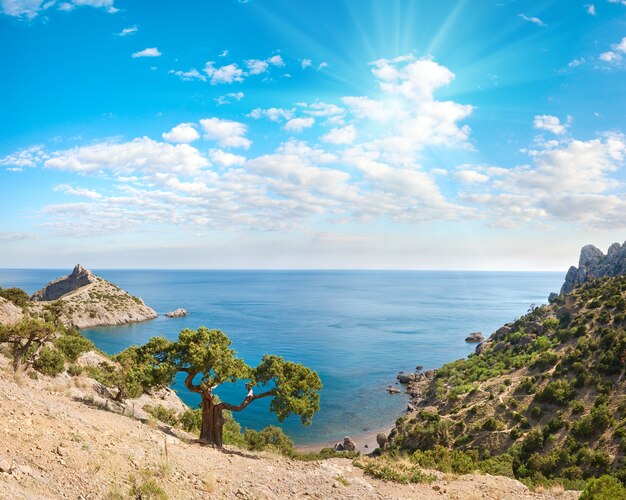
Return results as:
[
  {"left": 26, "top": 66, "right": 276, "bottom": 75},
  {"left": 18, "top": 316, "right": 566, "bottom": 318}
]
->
[{"left": 295, "top": 422, "right": 396, "bottom": 455}]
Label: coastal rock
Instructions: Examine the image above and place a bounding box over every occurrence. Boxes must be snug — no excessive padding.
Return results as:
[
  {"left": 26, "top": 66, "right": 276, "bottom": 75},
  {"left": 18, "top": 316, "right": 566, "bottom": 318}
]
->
[
  {"left": 165, "top": 308, "right": 188, "bottom": 318},
  {"left": 397, "top": 372, "right": 417, "bottom": 384},
  {"left": 465, "top": 332, "right": 484, "bottom": 343},
  {"left": 559, "top": 241, "right": 626, "bottom": 295},
  {"left": 376, "top": 433, "right": 388, "bottom": 449},
  {"left": 387, "top": 386, "right": 401, "bottom": 394},
  {"left": 415, "top": 365, "right": 423, "bottom": 371},
  {"left": 333, "top": 437, "right": 356, "bottom": 452},
  {"left": 0, "top": 297, "right": 23, "bottom": 325},
  {"left": 31, "top": 264, "right": 95, "bottom": 302},
  {"left": 28, "top": 265, "right": 157, "bottom": 329}
]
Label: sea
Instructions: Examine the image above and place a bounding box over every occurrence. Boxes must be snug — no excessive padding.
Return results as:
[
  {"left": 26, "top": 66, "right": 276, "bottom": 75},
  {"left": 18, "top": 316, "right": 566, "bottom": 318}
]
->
[{"left": 0, "top": 269, "right": 563, "bottom": 445}]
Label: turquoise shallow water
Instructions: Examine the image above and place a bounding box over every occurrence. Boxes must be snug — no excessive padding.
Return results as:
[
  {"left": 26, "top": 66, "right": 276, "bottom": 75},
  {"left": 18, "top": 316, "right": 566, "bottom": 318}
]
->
[{"left": 0, "top": 269, "right": 563, "bottom": 444}]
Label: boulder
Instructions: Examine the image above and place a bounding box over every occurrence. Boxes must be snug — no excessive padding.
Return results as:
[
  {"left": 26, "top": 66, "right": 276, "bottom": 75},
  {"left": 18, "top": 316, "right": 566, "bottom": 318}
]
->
[
  {"left": 341, "top": 436, "right": 356, "bottom": 452},
  {"left": 465, "top": 332, "right": 484, "bottom": 343},
  {"left": 0, "top": 457, "right": 10, "bottom": 473},
  {"left": 397, "top": 373, "right": 417, "bottom": 384},
  {"left": 165, "top": 308, "right": 188, "bottom": 318},
  {"left": 415, "top": 365, "right": 424, "bottom": 371},
  {"left": 376, "top": 433, "right": 388, "bottom": 449},
  {"left": 387, "top": 386, "right": 401, "bottom": 394}
]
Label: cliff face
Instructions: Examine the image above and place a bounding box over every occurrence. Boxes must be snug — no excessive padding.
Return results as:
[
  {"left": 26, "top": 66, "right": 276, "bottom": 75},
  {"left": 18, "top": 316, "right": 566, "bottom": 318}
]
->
[
  {"left": 560, "top": 241, "right": 626, "bottom": 294},
  {"left": 30, "top": 265, "right": 157, "bottom": 329},
  {"left": 31, "top": 264, "right": 96, "bottom": 301}
]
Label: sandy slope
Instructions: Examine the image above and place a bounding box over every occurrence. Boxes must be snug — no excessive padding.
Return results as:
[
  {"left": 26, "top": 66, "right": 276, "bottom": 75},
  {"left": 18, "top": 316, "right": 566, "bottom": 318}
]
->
[{"left": 0, "top": 355, "right": 579, "bottom": 499}]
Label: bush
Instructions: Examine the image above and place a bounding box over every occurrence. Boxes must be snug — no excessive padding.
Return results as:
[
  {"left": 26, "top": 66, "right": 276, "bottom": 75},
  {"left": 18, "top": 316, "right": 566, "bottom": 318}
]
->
[
  {"left": 539, "top": 380, "right": 575, "bottom": 405},
  {"left": 354, "top": 458, "right": 436, "bottom": 484},
  {"left": 243, "top": 426, "right": 294, "bottom": 455},
  {"left": 143, "top": 404, "right": 179, "bottom": 426},
  {"left": 0, "top": 287, "right": 30, "bottom": 308},
  {"left": 478, "top": 454, "right": 515, "bottom": 478},
  {"left": 67, "top": 364, "right": 83, "bottom": 376},
  {"left": 411, "top": 445, "right": 478, "bottom": 474},
  {"left": 580, "top": 475, "right": 626, "bottom": 500},
  {"left": 33, "top": 346, "right": 65, "bottom": 377},
  {"left": 54, "top": 334, "right": 95, "bottom": 362}
]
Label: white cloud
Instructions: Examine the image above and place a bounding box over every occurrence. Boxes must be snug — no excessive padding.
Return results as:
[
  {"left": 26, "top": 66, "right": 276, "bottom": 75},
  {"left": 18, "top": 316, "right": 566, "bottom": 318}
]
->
[
  {"left": 44, "top": 137, "right": 209, "bottom": 176},
  {"left": 248, "top": 107, "right": 294, "bottom": 122},
  {"left": 284, "top": 117, "right": 315, "bottom": 132},
  {"left": 586, "top": 4, "right": 596, "bottom": 15},
  {"left": 322, "top": 125, "right": 356, "bottom": 145},
  {"left": 199, "top": 118, "right": 251, "bottom": 149},
  {"left": 162, "top": 123, "right": 200, "bottom": 144},
  {"left": 204, "top": 62, "right": 244, "bottom": 84},
  {"left": 301, "top": 59, "right": 312, "bottom": 69},
  {"left": 568, "top": 58, "right": 585, "bottom": 68},
  {"left": 342, "top": 96, "right": 388, "bottom": 120},
  {"left": 0, "top": 145, "right": 47, "bottom": 170},
  {"left": 132, "top": 47, "right": 161, "bottom": 58},
  {"left": 518, "top": 13, "right": 547, "bottom": 27},
  {"left": 54, "top": 184, "right": 102, "bottom": 199},
  {"left": 215, "top": 91, "right": 245, "bottom": 105},
  {"left": 246, "top": 55, "right": 285, "bottom": 75},
  {"left": 209, "top": 149, "right": 246, "bottom": 167},
  {"left": 116, "top": 25, "right": 138, "bottom": 37},
  {"left": 599, "top": 36, "right": 626, "bottom": 63},
  {"left": 169, "top": 68, "right": 207, "bottom": 82},
  {"left": 454, "top": 170, "right": 489, "bottom": 183},
  {"left": 533, "top": 115, "right": 570, "bottom": 135},
  {"left": 219, "top": 50, "right": 229, "bottom": 57},
  {"left": 1, "top": 0, "right": 116, "bottom": 17}
]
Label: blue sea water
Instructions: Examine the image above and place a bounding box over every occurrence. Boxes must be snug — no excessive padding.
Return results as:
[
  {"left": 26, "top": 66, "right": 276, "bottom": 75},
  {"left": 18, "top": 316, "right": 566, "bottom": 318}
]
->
[{"left": 0, "top": 269, "right": 563, "bottom": 445}]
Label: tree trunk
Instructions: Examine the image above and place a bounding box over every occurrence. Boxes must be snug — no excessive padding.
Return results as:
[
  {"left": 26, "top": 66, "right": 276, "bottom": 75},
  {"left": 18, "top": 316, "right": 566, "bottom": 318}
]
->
[{"left": 199, "top": 395, "right": 218, "bottom": 446}]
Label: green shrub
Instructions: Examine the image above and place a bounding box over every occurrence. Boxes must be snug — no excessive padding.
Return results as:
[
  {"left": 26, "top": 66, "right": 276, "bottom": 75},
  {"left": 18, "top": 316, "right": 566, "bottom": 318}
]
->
[
  {"left": 354, "top": 458, "right": 436, "bottom": 484},
  {"left": 0, "top": 287, "right": 30, "bottom": 308},
  {"left": 580, "top": 475, "right": 626, "bottom": 500},
  {"left": 54, "top": 334, "right": 95, "bottom": 362},
  {"left": 243, "top": 426, "right": 294, "bottom": 455},
  {"left": 411, "top": 446, "right": 478, "bottom": 474},
  {"left": 539, "top": 380, "right": 575, "bottom": 405},
  {"left": 67, "top": 364, "right": 83, "bottom": 377},
  {"left": 478, "top": 454, "right": 515, "bottom": 478},
  {"left": 33, "top": 347, "right": 65, "bottom": 377},
  {"left": 143, "top": 404, "right": 179, "bottom": 426}
]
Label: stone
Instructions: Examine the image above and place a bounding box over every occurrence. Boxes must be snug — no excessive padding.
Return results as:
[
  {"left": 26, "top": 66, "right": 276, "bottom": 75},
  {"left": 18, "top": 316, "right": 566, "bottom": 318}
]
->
[
  {"left": 397, "top": 372, "right": 417, "bottom": 384},
  {"left": 387, "top": 386, "right": 401, "bottom": 394},
  {"left": 165, "top": 308, "right": 188, "bottom": 318},
  {"left": 341, "top": 437, "right": 356, "bottom": 452},
  {"left": 465, "top": 332, "right": 484, "bottom": 343},
  {"left": 559, "top": 242, "right": 626, "bottom": 295},
  {"left": 0, "top": 458, "right": 10, "bottom": 473},
  {"left": 415, "top": 365, "right": 424, "bottom": 371},
  {"left": 376, "top": 433, "right": 388, "bottom": 449},
  {"left": 31, "top": 264, "right": 96, "bottom": 302}
]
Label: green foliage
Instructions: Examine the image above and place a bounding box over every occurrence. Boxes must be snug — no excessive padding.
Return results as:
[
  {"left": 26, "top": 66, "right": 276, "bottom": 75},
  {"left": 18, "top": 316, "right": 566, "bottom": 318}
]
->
[
  {"left": 580, "top": 475, "right": 626, "bottom": 500},
  {"left": 411, "top": 445, "right": 478, "bottom": 474},
  {"left": 0, "top": 318, "right": 57, "bottom": 370},
  {"left": 33, "top": 346, "right": 65, "bottom": 377},
  {"left": 143, "top": 404, "right": 179, "bottom": 426},
  {"left": 538, "top": 380, "right": 575, "bottom": 405},
  {"left": 354, "top": 458, "right": 436, "bottom": 484},
  {"left": 54, "top": 333, "right": 95, "bottom": 362},
  {"left": 243, "top": 426, "right": 295, "bottom": 455},
  {"left": 0, "top": 287, "right": 30, "bottom": 308},
  {"left": 478, "top": 454, "right": 515, "bottom": 478},
  {"left": 572, "top": 406, "right": 613, "bottom": 438}
]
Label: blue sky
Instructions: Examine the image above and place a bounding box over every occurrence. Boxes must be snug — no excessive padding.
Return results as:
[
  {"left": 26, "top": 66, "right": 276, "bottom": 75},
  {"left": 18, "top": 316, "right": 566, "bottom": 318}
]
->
[{"left": 1, "top": 0, "right": 626, "bottom": 269}]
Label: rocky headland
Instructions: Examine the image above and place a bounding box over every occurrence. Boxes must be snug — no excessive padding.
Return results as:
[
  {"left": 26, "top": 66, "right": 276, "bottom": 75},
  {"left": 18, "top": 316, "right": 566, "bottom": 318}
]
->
[
  {"left": 560, "top": 240, "right": 626, "bottom": 295},
  {"left": 27, "top": 264, "right": 157, "bottom": 329}
]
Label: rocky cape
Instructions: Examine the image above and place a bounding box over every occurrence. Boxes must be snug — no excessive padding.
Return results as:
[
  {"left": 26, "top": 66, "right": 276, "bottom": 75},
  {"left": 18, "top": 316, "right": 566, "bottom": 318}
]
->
[
  {"left": 27, "top": 265, "right": 157, "bottom": 329},
  {"left": 559, "top": 241, "right": 626, "bottom": 295}
]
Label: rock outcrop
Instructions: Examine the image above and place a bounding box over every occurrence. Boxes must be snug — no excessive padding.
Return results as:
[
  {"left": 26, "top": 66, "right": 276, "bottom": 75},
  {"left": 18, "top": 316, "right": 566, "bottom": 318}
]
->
[
  {"left": 0, "top": 298, "right": 23, "bottom": 325},
  {"left": 165, "top": 308, "right": 188, "bottom": 318},
  {"left": 31, "top": 264, "right": 95, "bottom": 301},
  {"left": 465, "top": 332, "right": 484, "bottom": 343},
  {"left": 560, "top": 241, "right": 626, "bottom": 295},
  {"left": 29, "top": 265, "right": 157, "bottom": 329}
]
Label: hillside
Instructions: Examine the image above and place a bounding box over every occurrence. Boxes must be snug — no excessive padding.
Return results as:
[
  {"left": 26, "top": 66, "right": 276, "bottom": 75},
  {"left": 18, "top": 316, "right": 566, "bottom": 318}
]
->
[
  {"left": 0, "top": 351, "right": 577, "bottom": 500},
  {"left": 4, "top": 265, "right": 157, "bottom": 329},
  {"left": 389, "top": 271, "right": 626, "bottom": 490}
]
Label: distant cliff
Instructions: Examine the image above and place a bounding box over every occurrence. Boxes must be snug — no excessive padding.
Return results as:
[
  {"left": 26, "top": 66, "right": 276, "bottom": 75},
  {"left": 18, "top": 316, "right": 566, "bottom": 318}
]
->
[
  {"left": 30, "top": 264, "right": 157, "bottom": 329},
  {"left": 560, "top": 241, "right": 626, "bottom": 295}
]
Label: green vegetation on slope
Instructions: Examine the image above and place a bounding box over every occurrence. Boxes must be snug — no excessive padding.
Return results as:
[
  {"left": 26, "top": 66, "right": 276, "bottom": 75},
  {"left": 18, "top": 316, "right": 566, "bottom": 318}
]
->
[{"left": 388, "top": 274, "right": 626, "bottom": 493}]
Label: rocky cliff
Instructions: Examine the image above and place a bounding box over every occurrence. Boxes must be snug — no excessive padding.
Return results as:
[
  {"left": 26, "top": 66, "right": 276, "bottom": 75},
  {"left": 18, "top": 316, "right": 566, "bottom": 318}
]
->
[
  {"left": 560, "top": 241, "right": 626, "bottom": 295},
  {"left": 30, "top": 265, "right": 157, "bottom": 329}
]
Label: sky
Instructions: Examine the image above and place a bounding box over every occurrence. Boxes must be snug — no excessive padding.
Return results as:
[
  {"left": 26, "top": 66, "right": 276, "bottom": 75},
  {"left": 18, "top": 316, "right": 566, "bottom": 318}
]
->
[{"left": 1, "top": 0, "right": 626, "bottom": 270}]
